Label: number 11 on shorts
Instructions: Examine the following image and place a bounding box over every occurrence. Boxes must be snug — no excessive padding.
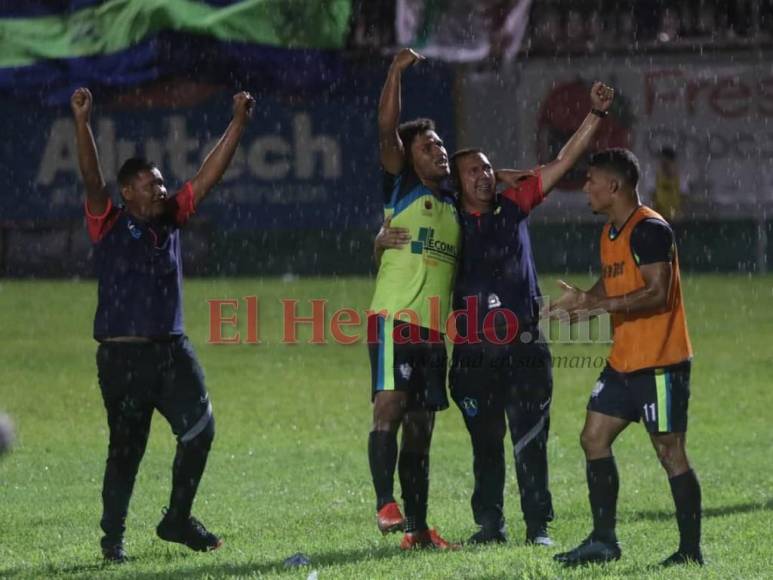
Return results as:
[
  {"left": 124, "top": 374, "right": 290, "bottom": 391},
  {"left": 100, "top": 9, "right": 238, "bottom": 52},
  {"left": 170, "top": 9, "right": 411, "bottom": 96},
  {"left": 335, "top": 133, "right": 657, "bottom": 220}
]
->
[{"left": 643, "top": 402, "right": 657, "bottom": 422}]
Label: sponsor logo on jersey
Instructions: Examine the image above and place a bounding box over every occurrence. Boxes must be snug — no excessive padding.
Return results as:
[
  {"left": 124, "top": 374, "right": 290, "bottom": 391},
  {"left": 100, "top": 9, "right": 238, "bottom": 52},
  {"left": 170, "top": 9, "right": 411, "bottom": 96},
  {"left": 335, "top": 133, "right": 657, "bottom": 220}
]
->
[
  {"left": 602, "top": 261, "right": 625, "bottom": 279},
  {"left": 410, "top": 226, "right": 458, "bottom": 263}
]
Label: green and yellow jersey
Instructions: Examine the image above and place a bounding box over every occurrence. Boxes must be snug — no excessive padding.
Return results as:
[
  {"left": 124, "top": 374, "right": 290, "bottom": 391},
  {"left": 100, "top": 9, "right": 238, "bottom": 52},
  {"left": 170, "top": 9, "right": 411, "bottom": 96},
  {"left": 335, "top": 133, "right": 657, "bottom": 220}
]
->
[{"left": 370, "top": 168, "right": 461, "bottom": 333}]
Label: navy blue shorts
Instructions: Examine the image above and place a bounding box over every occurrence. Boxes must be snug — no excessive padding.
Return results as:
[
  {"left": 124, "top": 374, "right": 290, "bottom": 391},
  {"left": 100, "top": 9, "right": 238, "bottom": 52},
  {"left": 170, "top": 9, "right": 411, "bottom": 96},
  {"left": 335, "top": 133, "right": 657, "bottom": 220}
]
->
[
  {"left": 367, "top": 316, "right": 448, "bottom": 411},
  {"left": 587, "top": 361, "right": 691, "bottom": 433}
]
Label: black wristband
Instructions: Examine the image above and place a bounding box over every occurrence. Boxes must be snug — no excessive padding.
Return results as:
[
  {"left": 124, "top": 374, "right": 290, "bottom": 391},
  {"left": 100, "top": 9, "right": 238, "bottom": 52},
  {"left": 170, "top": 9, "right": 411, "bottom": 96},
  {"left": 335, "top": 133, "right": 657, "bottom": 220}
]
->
[{"left": 591, "top": 108, "right": 608, "bottom": 118}]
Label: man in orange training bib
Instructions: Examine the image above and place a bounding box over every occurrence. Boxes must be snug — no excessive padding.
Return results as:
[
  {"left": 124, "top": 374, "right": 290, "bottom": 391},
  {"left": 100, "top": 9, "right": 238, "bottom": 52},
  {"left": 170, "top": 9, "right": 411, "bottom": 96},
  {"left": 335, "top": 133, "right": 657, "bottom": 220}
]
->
[{"left": 545, "top": 148, "right": 702, "bottom": 568}]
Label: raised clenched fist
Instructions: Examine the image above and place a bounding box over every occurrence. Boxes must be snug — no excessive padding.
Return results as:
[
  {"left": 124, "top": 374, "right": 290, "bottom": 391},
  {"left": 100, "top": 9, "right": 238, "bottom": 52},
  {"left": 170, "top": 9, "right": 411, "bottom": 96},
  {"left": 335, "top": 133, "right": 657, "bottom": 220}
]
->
[
  {"left": 70, "top": 87, "right": 93, "bottom": 121},
  {"left": 233, "top": 91, "right": 255, "bottom": 123},
  {"left": 590, "top": 81, "right": 614, "bottom": 112}
]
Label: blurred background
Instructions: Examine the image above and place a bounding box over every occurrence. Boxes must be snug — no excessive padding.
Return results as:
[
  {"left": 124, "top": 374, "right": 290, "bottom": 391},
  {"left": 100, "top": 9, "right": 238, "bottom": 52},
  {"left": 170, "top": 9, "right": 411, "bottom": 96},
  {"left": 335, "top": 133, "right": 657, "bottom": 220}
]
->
[{"left": 0, "top": 0, "right": 770, "bottom": 277}]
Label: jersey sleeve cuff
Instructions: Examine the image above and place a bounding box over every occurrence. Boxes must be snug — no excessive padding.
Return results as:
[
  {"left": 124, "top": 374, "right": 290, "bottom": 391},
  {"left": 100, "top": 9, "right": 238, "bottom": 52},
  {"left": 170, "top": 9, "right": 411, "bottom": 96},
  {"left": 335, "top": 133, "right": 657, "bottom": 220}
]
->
[
  {"left": 501, "top": 170, "right": 544, "bottom": 214},
  {"left": 173, "top": 182, "right": 196, "bottom": 226},
  {"left": 85, "top": 197, "right": 113, "bottom": 219}
]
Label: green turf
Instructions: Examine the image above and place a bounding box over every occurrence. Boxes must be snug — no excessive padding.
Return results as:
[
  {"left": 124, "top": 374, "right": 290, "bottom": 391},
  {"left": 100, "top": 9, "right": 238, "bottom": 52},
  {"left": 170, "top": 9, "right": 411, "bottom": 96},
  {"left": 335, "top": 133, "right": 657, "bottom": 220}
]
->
[{"left": 0, "top": 275, "right": 772, "bottom": 579}]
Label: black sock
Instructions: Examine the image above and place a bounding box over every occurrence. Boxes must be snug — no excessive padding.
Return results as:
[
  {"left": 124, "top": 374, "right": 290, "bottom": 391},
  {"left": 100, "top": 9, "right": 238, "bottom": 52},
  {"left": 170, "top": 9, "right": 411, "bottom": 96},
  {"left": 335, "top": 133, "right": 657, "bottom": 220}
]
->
[
  {"left": 669, "top": 469, "right": 702, "bottom": 555},
  {"left": 399, "top": 451, "right": 429, "bottom": 533},
  {"left": 368, "top": 431, "right": 398, "bottom": 510},
  {"left": 587, "top": 456, "right": 619, "bottom": 542}
]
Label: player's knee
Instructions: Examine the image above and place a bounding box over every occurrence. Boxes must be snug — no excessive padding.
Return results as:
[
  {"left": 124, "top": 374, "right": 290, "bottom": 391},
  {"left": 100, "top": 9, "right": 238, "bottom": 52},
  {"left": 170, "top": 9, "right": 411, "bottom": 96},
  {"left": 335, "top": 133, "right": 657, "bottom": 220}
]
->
[
  {"left": 654, "top": 441, "right": 688, "bottom": 476},
  {"left": 372, "top": 418, "right": 400, "bottom": 432},
  {"left": 372, "top": 405, "right": 402, "bottom": 431},
  {"left": 580, "top": 430, "right": 608, "bottom": 457},
  {"left": 182, "top": 415, "right": 215, "bottom": 451},
  {"left": 473, "top": 435, "right": 504, "bottom": 458},
  {"left": 373, "top": 394, "right": 407, "bottom": 426},
  {"left": 402, "top": 417, "right": 434, "bottom": 451},
  {"left": 109, "top": 442, "right": 145, "bottom": 467}
]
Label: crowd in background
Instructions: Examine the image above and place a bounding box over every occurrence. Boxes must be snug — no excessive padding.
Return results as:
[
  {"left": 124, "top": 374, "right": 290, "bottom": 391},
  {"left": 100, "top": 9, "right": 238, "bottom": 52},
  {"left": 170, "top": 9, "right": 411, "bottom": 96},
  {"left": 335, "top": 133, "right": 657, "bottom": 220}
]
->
[
  {"left": 349, "top": 0, "right": 773, "bottom": 56},
  {"left": 528, "top": 0, "right": 773, "bottom": 53}
]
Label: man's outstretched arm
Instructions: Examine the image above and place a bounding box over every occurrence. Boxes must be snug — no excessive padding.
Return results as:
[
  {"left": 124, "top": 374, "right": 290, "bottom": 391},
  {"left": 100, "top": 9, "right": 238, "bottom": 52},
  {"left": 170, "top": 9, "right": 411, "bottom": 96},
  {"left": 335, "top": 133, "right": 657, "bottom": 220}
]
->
[
  {"left": 544, "top": 263, "right": 671, "bottom": 321},
  {"left": 71, "top": 88, "right": 109, "bottom": 215},
  {"left": 539, "top": 81, "right": 615, "bottom": 194},
  {"left": 378, "top": 49, "right": 424, "bottom": 175},
  {"left": 189, "top": 91, "right": 255, "bottom": 205}
]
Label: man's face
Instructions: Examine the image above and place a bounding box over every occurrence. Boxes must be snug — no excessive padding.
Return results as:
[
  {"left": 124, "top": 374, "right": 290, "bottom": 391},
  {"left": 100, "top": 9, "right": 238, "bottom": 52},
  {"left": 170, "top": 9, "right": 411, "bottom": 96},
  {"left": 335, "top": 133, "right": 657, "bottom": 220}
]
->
[
  {"left": 457, "top": 152, "right": 495, "bottom": 209},
  {"left": 582, "top": 166, "right": 615, "bottom": 214},
  {"left": 409, "top": 131, "right": 449, "bottom": 183},
  {"left": 122, "top": 167, "right": 168, "bottom": 220}
]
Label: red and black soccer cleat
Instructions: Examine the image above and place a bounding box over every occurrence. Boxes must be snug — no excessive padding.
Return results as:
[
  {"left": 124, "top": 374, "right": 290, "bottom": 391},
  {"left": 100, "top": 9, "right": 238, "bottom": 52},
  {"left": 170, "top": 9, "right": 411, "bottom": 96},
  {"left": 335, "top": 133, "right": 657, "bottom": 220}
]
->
[
  {"left": 399, "top": 528, "right": 460, "bottom": 550},
  {"left": 377, "top": 501, "right": 405, "bottom": 534}
]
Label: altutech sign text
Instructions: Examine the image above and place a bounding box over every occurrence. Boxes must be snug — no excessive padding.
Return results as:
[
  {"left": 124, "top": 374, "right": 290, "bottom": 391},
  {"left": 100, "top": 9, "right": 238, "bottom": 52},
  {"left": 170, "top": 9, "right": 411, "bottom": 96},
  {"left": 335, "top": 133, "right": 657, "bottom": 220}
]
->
[{"left": 1, "top": 66, "right": 454, "bottom": 229}]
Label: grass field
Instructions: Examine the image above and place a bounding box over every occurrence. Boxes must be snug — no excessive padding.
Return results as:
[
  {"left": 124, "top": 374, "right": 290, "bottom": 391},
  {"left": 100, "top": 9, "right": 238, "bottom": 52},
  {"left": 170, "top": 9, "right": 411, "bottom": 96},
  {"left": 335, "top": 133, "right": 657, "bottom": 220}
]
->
[{"left": 1, "top": 275, "right": 772, "bottom": 579}]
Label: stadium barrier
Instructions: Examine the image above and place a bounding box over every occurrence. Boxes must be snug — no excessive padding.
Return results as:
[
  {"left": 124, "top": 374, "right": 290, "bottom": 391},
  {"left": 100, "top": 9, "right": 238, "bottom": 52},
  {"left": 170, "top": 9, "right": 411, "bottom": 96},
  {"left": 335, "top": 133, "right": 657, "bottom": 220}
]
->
[{"left": 0, "top": 218, "right": 768, "bottom": 277}]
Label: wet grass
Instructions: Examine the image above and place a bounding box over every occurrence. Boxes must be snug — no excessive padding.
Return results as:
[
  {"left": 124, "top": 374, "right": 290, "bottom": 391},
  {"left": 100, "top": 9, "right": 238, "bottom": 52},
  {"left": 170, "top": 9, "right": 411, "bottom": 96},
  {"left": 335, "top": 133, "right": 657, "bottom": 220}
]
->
[{"left": 1, "top": 274, "right": 772, "bottom": 579}]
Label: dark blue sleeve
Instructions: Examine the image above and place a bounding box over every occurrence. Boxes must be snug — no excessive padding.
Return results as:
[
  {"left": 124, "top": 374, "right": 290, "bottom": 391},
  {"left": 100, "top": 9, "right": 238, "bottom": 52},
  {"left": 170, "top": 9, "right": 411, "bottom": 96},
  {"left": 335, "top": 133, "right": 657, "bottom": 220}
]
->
[
  {"left": 383, "top": 171, "right": 397, "bottom": 204},
  {"left": 630, "top": 218, "right": 674, "bottom": 265},
  {"left": 383, "top": 166, "right": 419, "bottom": 207}
]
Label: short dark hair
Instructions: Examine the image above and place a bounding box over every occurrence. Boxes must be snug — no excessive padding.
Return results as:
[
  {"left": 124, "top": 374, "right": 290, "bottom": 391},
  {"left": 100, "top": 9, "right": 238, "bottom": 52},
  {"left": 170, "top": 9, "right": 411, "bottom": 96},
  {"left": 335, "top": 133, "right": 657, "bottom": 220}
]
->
[
  {"left": 660, "top": 146, "right": 677, "bottom": 161},
  {"left": 117, "top": 157, "right": 156, "bottom": 188},
  {"left": 589, "top": 148, "right": 640, "bottom": 189},
  {"left": 398, "top": 118, "right": 436, "bottom": 164},
  {"left": 450, "top": 148, "right": 484, "bottom": 189}
]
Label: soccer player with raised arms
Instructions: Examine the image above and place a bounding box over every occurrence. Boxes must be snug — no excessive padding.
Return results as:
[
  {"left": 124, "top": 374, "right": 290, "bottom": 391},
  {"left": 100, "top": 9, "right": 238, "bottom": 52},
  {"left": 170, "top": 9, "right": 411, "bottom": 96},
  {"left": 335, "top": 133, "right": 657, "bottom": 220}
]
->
[
  {"left": 367, "top": 48, "right": 460, "bottom": 550},
  {"left": 71, "top": 87, "right": 254, "bottom": 562},
  {"left": 546, "top": 148, "right": 703, "bottom": 567}
]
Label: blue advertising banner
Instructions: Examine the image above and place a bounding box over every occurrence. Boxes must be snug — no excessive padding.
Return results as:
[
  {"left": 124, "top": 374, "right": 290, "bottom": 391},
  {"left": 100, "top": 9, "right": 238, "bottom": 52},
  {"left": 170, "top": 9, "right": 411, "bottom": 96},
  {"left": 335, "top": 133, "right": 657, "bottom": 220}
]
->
[{"left": 1, "top": 63, "right": 455, "bottom": 230}]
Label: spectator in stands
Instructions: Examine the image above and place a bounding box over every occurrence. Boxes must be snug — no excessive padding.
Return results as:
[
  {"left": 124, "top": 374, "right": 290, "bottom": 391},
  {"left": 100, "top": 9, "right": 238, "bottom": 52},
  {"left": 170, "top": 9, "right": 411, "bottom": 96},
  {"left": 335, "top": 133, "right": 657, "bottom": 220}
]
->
[
  {"left": 651, "top": 146, "right": 684, "bottom": 221},
  {"left": 657, "top": 7, "right": 682, "bottom": 43},
  {"left": 566, "top": 8, "right": 588, "bottom": 51}
]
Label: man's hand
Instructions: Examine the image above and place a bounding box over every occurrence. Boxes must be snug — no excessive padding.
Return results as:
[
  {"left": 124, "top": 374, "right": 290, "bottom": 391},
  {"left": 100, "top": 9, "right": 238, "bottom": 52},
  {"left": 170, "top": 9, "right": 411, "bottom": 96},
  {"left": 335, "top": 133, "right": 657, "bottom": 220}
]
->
[
  {"left": 495, "top": 169, "right": 535, "bottom": 189},
  {"left": 391, "top": 48, "right": 425, "bottom": 73},
  {"left": 71, "top": 87, "right": 93, "bottom": 123},
  {"left": 590, "top": 81, "right": 614, "bottom": 113},
  {"left": 233, "top": 91, "right": 255, "bottom": 124},
  {"left": 376, "top": 216, "right": 411, "bottom": 251},
  {"left": 541, "top": 280, "right": 595, "bottom": 323},
  {"left": 374, "top": 216, "right": 410, "bottom": 267}
]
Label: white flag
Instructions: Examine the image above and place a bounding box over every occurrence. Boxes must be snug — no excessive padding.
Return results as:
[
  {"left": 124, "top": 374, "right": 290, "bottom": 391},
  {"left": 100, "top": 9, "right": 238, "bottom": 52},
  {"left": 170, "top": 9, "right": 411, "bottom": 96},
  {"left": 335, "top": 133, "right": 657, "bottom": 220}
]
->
[{"left": 396, "top": 0, "right": 533, "bottom": 63}]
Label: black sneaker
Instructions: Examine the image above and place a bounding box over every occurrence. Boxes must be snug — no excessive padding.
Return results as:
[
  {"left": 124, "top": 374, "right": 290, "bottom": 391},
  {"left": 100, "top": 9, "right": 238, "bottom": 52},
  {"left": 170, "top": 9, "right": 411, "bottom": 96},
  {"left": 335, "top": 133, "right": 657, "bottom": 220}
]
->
[
  {"left": 661, "top": 550, "right": 704, "bottom": 567},
  {"left": 156, "top": 511, "right": 223, "bottom": 552},
  {"left": 554, "top": 534, "right": 621, "bottom": 566},
  {"left": 101, "top": 542, "right": 127, "bottom": 563},
  {"left": 525, "top": 523, "right": 554, "bottom": 547},
  {"left": 466, "top": 526, "right": 508, "bottom": 545}
]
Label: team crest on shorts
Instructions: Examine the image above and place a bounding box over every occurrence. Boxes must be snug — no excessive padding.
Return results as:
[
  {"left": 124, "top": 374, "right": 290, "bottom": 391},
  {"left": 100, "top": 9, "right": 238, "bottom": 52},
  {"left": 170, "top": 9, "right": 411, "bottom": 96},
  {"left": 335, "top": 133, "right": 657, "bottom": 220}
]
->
[
  {"left": 591, "top": 380, "right": 605, "bottom": 398},
  {"left": 487, "top": 293, "right": 501, "bottom": 309},
  {"left": 399, "top": 363, "right": 413, "bottom": 380},
  {"left": 462, "top": 397, "right": 479, "bottom": 417},
  {"left": 127, "top": 220, "right": 142, "bottom": 239}
]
